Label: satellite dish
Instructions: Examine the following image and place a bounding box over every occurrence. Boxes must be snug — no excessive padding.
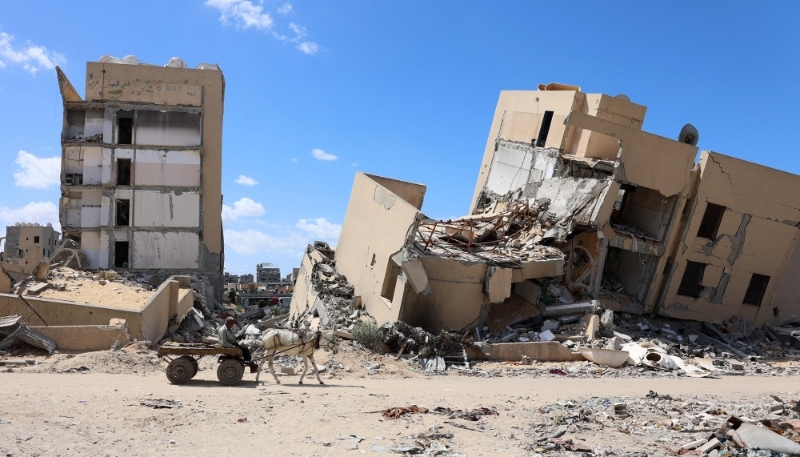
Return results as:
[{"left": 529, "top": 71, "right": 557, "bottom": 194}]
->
[
  {"left": 678, "top": 123, "right": 699, "bottom": 146},
  {"left": 165, "top": 57, "right": 186, "bottom": 68},
  {"left": 615, "top": 94, "right": 630, "bottom": 102}
]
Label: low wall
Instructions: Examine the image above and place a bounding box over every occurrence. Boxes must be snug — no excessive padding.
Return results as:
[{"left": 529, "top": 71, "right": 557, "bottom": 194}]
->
[
  {"left": 466, "top": 342, "right": 585, "bottom": 362},
  {"left": 0, "top": 275, "right": 193, "bottom": 348},
  {"left": 31, "top": 325, "right": 131, "bottom": 352}
]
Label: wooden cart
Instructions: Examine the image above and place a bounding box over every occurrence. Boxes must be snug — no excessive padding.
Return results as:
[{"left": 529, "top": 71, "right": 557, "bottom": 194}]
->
[{"left": 157, "top": 343, "right": 249, "bottom": 386}]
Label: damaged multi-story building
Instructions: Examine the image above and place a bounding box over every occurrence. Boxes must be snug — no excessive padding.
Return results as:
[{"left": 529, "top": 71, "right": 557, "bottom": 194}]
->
[
  {"left": 1, "top": 223, "right": 60, "bottom": 272},
  {"left": 55, "top": 56, "right": 225, "bottom": 299},
  {"left": 292, "top": 82, "right": 800, "bottom": 332}
]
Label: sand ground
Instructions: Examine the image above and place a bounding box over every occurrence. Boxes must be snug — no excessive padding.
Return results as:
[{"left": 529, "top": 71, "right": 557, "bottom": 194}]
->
[{"left": 1, "top": 367, "right": 797, "bottom": 457}]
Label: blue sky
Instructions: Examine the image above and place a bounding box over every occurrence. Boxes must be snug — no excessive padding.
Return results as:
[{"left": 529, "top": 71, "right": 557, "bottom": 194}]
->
[{"left": 0, "top": 1, "right": 798, "bottom": 277}]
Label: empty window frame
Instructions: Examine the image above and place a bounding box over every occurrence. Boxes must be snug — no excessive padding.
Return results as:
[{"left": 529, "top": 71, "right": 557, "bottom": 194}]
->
[
  {"left": 117, "top": 159, "right": 131, "bottom": 185},
  {"left": 743, "top": 274, "right": 770, "bottom": 307},
  {"left": 697, "top": 203, "right": 726, "bottom": 239},
  {"left": 114, "top": 241, "right": 129, "bottom": 268},
  {"left": 677, "top": 261, "right": 706, "bottom": 298},
  {"left": 115, "top": 199, "right": 130, "bottom": 226},
  {"left": 535, "top": 111, "right": 554, "bottom": 147},
  {"left": 33, "top": 236, "right": 40, "bottom": 244},
  {"left": 380, "top": 259, "right": 403, "bottom": 303},
  {"left": 117, "top": 114, "right": 134, "bottom": 145}
]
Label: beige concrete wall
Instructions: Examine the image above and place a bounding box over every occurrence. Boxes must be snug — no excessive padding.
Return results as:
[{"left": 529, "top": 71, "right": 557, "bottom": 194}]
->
[
  {"left": 0, "top": 275, "right": 192, "bottom": 345},
  {"left": 134, "top": 150, "right": 201, "bottom": 187},
  {"left": 31, "top": 325, "right": 131, "bottom": 352},
  {"left": 335, "top": 173, "right": 426, "bottom": 326},
  {"left": 0, "top": 293, "right": 144, "bottom": 335},
  {"left": 132, "top": 191, "right": 200, "bottom": 228},
  {"left": 131, "top": 232, "right": 200, "bottom": 269},
  {"left": 661, "top": 152, "right": 800, "bottom": 326},
  {"left": 399, "top": 256, "right": 487, "bottom": 332},
  {"left": 0, "top": 270, "right": 11, "bottom": 293}
]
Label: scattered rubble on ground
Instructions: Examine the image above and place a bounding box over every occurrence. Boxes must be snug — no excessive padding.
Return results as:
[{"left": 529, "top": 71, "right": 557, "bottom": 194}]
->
[{"left": 517, "top": 391, "right": 800, "bottom": 455}]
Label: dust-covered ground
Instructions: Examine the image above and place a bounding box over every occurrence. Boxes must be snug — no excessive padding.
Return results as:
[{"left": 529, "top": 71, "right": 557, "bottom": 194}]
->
[{"left": 2, "top": 343, "right": 800, "bottom": 456}]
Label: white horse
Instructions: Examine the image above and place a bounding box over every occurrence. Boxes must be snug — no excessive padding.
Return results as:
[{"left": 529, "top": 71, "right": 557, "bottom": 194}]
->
[{"left": 255, "top": 328, "right": 338, "bottom": 385}]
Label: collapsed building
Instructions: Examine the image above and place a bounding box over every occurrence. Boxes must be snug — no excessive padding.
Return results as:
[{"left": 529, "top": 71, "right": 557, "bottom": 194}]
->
[
  {"left": 291, "top": 83, "right": 800, "bottom": 334},
  {"left": 55, "top": 56, "right": 225, "bottom": 301}
]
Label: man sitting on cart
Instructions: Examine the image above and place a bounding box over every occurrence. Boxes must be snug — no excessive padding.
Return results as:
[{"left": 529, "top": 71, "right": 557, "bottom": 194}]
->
[{"left": 218, "top": 317, "right": 252, "bottom": 362}]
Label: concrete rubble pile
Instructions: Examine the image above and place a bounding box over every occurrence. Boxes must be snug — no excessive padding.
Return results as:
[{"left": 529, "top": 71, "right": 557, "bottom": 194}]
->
[
  {"left": 416, "top": 201, "right": 567, "bottom": 267},
  {"left": 289, "top": 242, "right": 365, "bottom": 331},
  {"left": 524, "top": 391, "right": 800, "bottom": 455}
]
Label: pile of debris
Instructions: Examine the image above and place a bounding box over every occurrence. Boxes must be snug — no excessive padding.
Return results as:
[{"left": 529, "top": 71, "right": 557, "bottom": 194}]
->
[
  {"left": 525, "top": 391, "right": 800, "bottom": 455},
  {"left": 290, "top": 242, "right": 368, "bottom": 331},
  {"left": 415, "top": 201, "right": 566, "bottom": 265}
]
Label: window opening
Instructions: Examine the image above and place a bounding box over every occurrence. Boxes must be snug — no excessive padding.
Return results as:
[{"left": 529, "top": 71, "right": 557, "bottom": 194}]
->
[
  {"left": 33, "top": 236, "right": 40, "bottom": 244},
  {"left": 535, "top": 111, "right": 554, "bottom": 147},
  {"left": 117, "top": 159, "right": 131, "bottom": 185},
  {"left": 118, "top": 117, "right": 133, "bottom": 145},
  {"left": 677, "top": 261, "right": 706, "bottom": 298},
  {"left": 114, "top": 241, "right": 129, "bottom": 268},
  {"left": 116, "top": 199, "right": 130, "bottom": 226},
  {"left": 380, "top": 259, "right": 402, "bottom": 303},
  {"left": 697, "top": 203, "right": 726, "bottom": 239},
  {"left": 743, "top": 274, "right": 770, "bottom": 307}
]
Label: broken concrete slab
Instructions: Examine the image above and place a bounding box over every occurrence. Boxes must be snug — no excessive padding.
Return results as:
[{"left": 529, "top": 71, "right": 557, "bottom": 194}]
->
[
  {"left": 541, "top": 301, "right": 601, "bottom": 318},
  {"left": 585, "top": 314, "right": 600, "bottom": 341},
  {"left": 401, "top": 257, "right": 430, "bottom": 295},
  {"left": 485, "top": 266, "right": 512, "bottom": 304},
  {"left": 467, "top": 341, "right": 584, "bottom": 362},
  {"left": 26, "top": 282, "right": 51, "bottom": 296}
]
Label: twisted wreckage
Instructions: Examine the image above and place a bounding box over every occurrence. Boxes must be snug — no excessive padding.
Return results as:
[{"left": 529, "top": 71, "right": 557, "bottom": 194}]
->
[{"left": 291, "top": 83, "right": 800, "bottom": 363}]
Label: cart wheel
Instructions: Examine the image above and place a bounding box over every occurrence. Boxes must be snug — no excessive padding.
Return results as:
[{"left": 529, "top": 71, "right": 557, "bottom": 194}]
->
[
  {"left": 189, "top": 358, "right": 199, "bottom": 378},
  {"left": 217, "top": 359, "right": 244, "bottom": 386},
  {"left": 166, "top": 356, "right": 194, "bottom": 385}
]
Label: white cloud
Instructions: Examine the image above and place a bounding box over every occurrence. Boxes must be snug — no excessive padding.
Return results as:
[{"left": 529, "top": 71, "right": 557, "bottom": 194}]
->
[
  {"left": 205, "top": 0, "right": 274, "bottom": 30},
  {"left": 222, "top": 197, "right": 266, "bottom": 222},
  {"left": 311, "top": 148, "right": 337, "bottom": 161},
  {"left": 297, "top": 41, "right": 319, "bottom": 55},
  {"left": 13, "top": 150, "right": 60, "bottom": 189},
  {"left": 277, "top": 3, "right": 293, "bottom": 15},
  {"left": 296, "top": 218, "right": 342, "bottom": 240},
  {"left": 0, "top": 32, "right": 65, "bottom": 75},
  {"left": 288, "top": 23, "right": 306, "bottom": 39},
  {"left": 225, "top": 217, "right": 341, "bottom": 256},
  {"left": 291, "top": 157, "right": 299, "bottom": 163},
  {"left": 0, "top": 202, "right": 60, "bottom": 244},
  {"left": 234, "top": 174, "right": 258, "bottom": 186}
]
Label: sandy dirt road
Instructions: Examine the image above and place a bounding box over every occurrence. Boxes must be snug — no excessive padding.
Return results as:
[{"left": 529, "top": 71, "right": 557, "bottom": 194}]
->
[{"left": 0, "top": 369, "right": 797, "bottom": 457}]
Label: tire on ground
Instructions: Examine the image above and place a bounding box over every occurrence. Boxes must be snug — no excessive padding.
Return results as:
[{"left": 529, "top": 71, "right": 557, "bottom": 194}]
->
[
  {"left": 217, "top": 358, "right": 244, "bottom": 386},
  {"left": 166, "top": 356, "right": 194, "bottom": 385}
]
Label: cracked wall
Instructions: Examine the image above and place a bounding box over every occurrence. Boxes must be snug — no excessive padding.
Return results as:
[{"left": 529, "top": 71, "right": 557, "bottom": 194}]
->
[{"left": 660, "top": 152, "right": 800, "bottom": 326}]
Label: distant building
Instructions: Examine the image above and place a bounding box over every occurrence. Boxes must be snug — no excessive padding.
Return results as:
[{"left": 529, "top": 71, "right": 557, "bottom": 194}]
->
[
  {"left": 239, "top": 274, "right": 254, "bottom": 284},
  {"left": 2, "top": 223, "right": 60, "bottom": 271},
  {"left": 55, "top": 56, "right": 225, "bottom": 300},
  {"left": 257, "top": 263, "right": 281, "bottom": 284},
  {"left": 223, "top": 272, "right": 239, "bottom": 284}
]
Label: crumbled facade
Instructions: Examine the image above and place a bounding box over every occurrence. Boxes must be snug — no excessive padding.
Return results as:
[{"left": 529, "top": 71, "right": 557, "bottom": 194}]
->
[
  {"left": 292, "top": 83, "right": 800, "bottom": 333},
  {"left": 55, "top": 58, "right": 225, "bottom": 300}
]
